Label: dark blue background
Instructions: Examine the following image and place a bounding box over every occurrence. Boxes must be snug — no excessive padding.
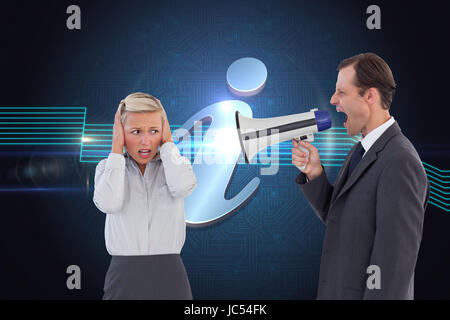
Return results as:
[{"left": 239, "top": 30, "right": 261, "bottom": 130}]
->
[{"left": 0, "top": 0, "right": 449, "bottom": 299}]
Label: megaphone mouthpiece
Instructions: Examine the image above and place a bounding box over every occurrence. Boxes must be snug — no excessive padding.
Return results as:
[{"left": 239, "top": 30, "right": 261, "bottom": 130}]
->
[{"left": 314, "top": 110, "right": 332, "bottom": 132}]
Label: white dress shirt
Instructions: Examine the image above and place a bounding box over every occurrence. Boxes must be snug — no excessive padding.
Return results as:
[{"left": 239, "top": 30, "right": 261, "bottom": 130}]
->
[
  {"left": 93, "top": 142, "right": 197, "bottom": 256},
  {"left": 360, "top": 116, "right": 395, "bottom": 157}
]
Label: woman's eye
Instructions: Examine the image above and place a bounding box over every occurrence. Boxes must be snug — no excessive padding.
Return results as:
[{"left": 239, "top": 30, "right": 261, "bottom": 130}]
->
[
  {"left": 132, "top": 130, "right": 139, "bottom": 134},
  {"left": 151, "top": 130, "right": 158, "bottom": 134}
]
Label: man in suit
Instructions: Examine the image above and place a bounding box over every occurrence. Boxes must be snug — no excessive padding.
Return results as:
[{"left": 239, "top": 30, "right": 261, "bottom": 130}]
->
[{"left": 292, "top": 53, "right": 430, "bottom": 299}]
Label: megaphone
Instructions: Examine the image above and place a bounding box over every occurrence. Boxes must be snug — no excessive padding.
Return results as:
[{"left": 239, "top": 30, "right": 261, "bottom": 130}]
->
[{"left": 235, "top": 108, "right": 332, "bottom": 170}]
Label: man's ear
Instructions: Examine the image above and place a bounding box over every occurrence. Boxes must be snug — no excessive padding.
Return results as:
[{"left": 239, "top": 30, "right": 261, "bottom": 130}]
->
[{"left": 366, "top": 87, "right": 379, "bottom": 106}]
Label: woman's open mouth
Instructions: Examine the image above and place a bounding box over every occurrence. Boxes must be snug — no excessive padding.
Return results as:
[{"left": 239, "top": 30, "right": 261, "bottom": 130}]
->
[{"left": 138, "top": 149, "right": 151, "bottom": 158}]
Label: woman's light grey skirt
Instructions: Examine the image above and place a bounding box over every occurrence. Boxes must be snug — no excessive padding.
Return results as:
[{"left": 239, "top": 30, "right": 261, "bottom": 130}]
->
[{"left": 103, "top": 254, "right": 193, "bottom": 300}]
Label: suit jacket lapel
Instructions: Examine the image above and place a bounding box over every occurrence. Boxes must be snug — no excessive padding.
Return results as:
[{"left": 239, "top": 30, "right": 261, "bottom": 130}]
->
[
  {"left": 336, "top": 149, "right": 378, "bottom": 201},
  {"left": 332, "top": 122, "right": 402, "bottom": 205},
  {"left": 331, "top": 143, "right": 356, "bottom": 204}
]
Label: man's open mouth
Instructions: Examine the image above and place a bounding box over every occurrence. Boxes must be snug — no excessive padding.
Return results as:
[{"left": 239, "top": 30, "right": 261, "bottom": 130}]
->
[{"left": 336, "top": 108, "right": 348, "bottom": 126}]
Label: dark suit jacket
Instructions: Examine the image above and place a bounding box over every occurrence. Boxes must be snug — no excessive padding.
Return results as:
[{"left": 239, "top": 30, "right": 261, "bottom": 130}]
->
[{"left": 296, "top": 122, "right": 429, "bottom": 299}]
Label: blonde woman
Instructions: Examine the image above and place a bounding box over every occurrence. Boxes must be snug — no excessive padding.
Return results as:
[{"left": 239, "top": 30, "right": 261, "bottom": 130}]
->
[{"left": 93, "top": 92, "right": 197, "bottom": 300}]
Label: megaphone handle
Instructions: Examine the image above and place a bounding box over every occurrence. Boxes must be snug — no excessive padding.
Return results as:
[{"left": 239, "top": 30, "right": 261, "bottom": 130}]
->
[{"left": 296, "top": 144, "right": 309, "bottom": 171}]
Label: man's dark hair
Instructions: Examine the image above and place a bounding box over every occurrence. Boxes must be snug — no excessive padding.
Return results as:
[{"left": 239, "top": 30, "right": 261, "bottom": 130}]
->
[{"left": 338, "top": 53, "right": 397, "bottom": 110}]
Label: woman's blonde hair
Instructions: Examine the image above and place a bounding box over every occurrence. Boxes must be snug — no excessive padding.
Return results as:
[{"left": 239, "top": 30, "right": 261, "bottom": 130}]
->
[{"left": 118, "top": 92, "right": 167, "bottom": 125}]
